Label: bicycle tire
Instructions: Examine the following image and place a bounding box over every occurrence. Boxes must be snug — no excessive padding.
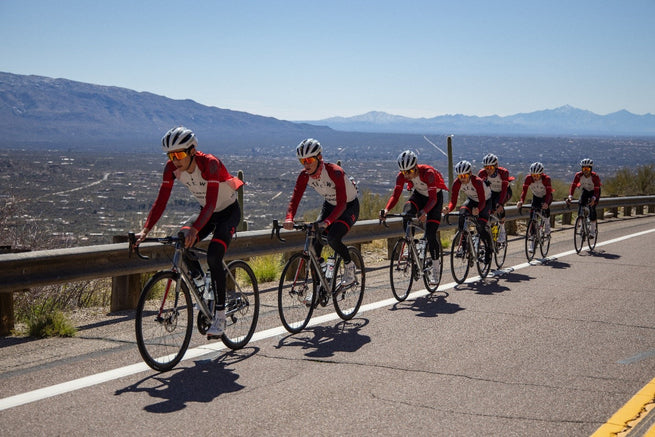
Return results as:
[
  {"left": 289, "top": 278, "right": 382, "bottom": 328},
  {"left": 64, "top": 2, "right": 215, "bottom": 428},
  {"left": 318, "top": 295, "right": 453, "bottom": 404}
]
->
[
  {"left": 135, "top": 271, "right": 193, "bottom": 372},
  {"left": 278, "top": 253, "right": 315, "bottom": 334},
  {"left": 494, "top": 236, "right": 507, "bottom": 269},
  {"left": 587, "top": 220, "right": 597, "bottom": 251},
  {"left": 450, "top": 230, "right": 470, "bottom": 284},
  {"left": 389, "top": 238, "right": 413, "bottom": 301},
  {"left": 539, "top": 223, "right": 551, "bottom": 258},
  {"left": 332, "top": 246, "right": 365, "bottom": 320},
  {"left": 573, "top": 216, "right": 584, "bottom": 254},
  {"left": 525, "top": 219, "right": 537, "bottom": 261},
  {"left": 222, "top": 260, "right": 260, "bottom": 349},
  {"left": 475, "top": 235, "right": 491, "bottom": 278},
  {"left": 423, "top": 239, "right": 443, "bottom": 293}
]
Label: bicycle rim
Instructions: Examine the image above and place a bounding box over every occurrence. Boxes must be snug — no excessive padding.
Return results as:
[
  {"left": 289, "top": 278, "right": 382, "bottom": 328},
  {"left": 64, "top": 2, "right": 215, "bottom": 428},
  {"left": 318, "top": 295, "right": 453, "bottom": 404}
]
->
[
  {"left": 587, "top": 222, "right": 597, "bottom": 251},
  {"left": 573, "top": 216, "right": 584, "bottom": 254},
  {"left": 476, "top": 236, "right": 491, "bottom": 278},
  {"left": 222, "top": 260, "right": 260, "bottom": 349},
  {"left": 494, "top": 237, "right": 507, "bottom": 269},
  {"left": 539, "top": 228, "right": 551, "bottom": 257},
  {"left": 423, "top": 240, "right": 442, "bottom": 293},
  {"left": 333, "top": 247, "right": 365, "bottom": 320},
  {"left": 450, "top": 231, "right": 470, "bottom": 284},
  {"left": 525, "top": 220, "right": 536, "bottom": 261},
  {"left": 135, "top": 271, "right": 193, "bottom": 372},
  {"left": 390, "top": 239, "right": 412, "bottom": 301},
  {"left": 278, "top": 253, "right": 314, "bottom": 334}
]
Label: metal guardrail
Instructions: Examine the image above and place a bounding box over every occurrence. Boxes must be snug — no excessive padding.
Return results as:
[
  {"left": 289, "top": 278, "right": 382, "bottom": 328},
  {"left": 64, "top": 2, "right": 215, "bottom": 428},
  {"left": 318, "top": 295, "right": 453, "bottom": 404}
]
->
[{"left": 1, "top": 196, "right": 654, "bottom": 296}]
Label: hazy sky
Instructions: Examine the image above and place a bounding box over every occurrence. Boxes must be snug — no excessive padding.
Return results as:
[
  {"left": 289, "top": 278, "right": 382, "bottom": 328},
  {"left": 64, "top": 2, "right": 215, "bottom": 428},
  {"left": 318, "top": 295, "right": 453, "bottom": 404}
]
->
[{"left": 1, "top": 0, "right": 654, "bottom": 121}]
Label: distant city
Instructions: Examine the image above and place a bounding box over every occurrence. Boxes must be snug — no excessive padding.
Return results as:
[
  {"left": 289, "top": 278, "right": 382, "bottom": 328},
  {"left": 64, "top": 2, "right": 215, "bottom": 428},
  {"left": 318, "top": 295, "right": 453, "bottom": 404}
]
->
[{"left": 2, "top": 134, "right": 653, "bottom": 249}]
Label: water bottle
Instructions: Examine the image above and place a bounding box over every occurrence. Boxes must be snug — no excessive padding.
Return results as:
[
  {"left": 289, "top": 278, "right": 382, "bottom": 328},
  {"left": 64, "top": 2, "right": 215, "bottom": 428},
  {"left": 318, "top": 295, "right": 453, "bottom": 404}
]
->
[
  {"left": 325, "top": 257, "right": 335, "bottom": 279},
  {"left": 491, "top": 223, "right": 499, "bottom": 242},
  {"left": 203, "top": 271, "right": 213, "bottom": 302}
]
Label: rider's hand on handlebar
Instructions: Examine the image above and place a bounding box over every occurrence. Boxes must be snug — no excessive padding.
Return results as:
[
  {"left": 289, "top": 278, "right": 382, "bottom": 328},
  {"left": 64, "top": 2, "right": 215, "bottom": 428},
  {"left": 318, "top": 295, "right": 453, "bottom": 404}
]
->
[
  {"left": 516, "top": 201, "right": 523, "bottom": 210},
  {"left": 379, "top": 209, "right": 387, "bottom": 221},
  {"left": 472, "top": 207, "right": 480, "bottom": 216},
  {"left": 283, "top": 219, "right": 294, "bottom": 231},
  {"left": 417, "top": 211, "right": 427, "bottom": 223},
  {"left": 134, "top": 229, "right": 149, "bottom": 246},
  {"left": 315, "top": 220, "right": 327, "bottom": 231},
  {"left": 183, "top": 227, "right": 198, "bottom": 248}
]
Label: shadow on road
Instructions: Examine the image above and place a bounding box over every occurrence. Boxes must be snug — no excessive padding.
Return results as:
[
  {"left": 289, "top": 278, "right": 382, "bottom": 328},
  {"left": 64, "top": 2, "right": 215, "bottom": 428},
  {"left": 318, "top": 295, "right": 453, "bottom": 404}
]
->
[
  {"left": 114, "top": 347, "right": 257, "bottom": 413},
  {"left": 409, "top": 294, "right": 464, "bottom": 318},
  {"left": 274, "top": 318, "right": 371, "bottom": 358}
]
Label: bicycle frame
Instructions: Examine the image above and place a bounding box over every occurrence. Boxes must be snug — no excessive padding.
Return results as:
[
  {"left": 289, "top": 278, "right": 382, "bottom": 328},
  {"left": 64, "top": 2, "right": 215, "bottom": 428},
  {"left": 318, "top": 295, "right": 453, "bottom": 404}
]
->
[{"left": 384, "top": 213, "right": 429, "bottom": 275}]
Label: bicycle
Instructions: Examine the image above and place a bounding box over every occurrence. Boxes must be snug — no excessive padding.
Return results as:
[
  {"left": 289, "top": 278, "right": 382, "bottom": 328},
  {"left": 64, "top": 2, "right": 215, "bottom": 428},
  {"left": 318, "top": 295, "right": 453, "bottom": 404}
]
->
[
  {"left": 571, "top": 202, "right": 598, "bottom": 253},
  {"left": 521, "top": 206, "right": 551, "bottom": 261},
  {"left": 380, "top": 211, "right": 443, "bottom": 301},
  {"left": 128, "top": 232, "right": 260, "bottom": 372},
  {"left": 488, "top": 212, "right": 508, "bottom": 269},
  {"left": 446, "top": 212, "right": 492, "bottom": 284},
  {"left": 271, "top": 220, "right": 365, "bottom": 334}
]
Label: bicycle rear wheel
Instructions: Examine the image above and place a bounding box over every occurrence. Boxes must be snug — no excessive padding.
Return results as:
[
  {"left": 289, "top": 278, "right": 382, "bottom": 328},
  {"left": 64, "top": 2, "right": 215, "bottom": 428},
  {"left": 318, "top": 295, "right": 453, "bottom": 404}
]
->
[
  {"left": 278, "top": 253, "right": 315, "bottom": 334},
  {"left": 135, "top": 271, "right": 193, "bottom": 372},
  {"left": 573, "top": 216, "right": 585, "bottom": 254},
  {"left": 587, "top": 220, "right": 597, "bottom": 251},
  {"left": 332, "top": 246, "right": 365, "bottom": 320},
  {"left": 475, "top": 235, "right": 491, "bottom": 278},
  {"left": 222, "top": 260, "right": 260, "bottom": 349},
  {"left": 423, "top": 239, "right": 443, "bottom": 293},
  {"left": 390, "top": 238, "right": 413, "bottom": 301},
  {"left": 450, "top": 231, "right": 470, "bottom": 284},
  {"left": 525, "top": 219, "right": 536, "bottom": 261},
  {"left": 494, "top": 237, "right": 507, "bottom": 269}
]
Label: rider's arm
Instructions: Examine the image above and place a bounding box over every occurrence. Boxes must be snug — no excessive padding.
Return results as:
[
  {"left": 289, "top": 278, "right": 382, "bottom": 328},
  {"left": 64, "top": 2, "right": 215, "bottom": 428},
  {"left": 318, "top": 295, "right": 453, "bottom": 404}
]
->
[
  {"left": 384, "top": 172, "right": 406, "bottom": 212},
  {"left": 421, "top": 168, "right": 440, "bottom": 214},
  {"left": 543, "top": 175, "right": 554, "bottom": 205},
  {"left": 190, "top": 156, "right": 223, "bottom": 234},
  {"left": 472, "top": 177, "right": 487, "bottom": 212},
  {"left": 499, "top": 168, "right": 510, "bottom": 205},
  {"left": 285, "top": 171, "right": 309, "bottom": 222},
  {"left": 321, "top": 164, "right": 348, "bottom": 226},
  {"left": 592, "top": 173, "right": 602, "bottom": 199},
  {"left": 445, "top": 179, "right": 461, "bottom": 212},
  {"left": 143, "top": 162, "right": 176, "bottom": 233},
  {"left": 569, "top": 172, "right": 581, "bottom": 198}
]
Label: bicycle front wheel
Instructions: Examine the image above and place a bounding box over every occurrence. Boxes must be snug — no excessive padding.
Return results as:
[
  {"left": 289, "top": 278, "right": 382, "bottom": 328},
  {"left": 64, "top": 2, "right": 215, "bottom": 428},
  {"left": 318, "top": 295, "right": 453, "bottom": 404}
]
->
[
  {"left": 135, "top": 271, "right": 193, "bottom": 372},
  {"left": 222, "top": 260, "right": 260, "bottom": 350},
  {"left": 390, "top": 238, "right": 413, "bottom": 301},
  {"left": 525, "top": 220, "right": 536, "bottom": 261},
  {"left": 539, "top": 224, "right": 551, "bottom": 258},
  {"left": 423, "top": 239, "right": 443, "bottom": 293},
  {"left": 573, "top": 216, "right": 584, "bottom": 254},
  {"left": 278, "top": 253, "right": 314, "bottom": 334},
  {"left": 332, "top": 246, "right": 365, "bottom": 320},
  {"left": 450, "top": 231, "right": 470, "bottom": 284}
]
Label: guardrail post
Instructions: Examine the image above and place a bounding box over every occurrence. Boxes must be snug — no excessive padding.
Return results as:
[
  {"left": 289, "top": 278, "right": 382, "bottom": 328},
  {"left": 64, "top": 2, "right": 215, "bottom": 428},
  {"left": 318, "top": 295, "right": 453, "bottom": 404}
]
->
[
  {"left": 649, "top": 204, "right": 655, "bottom": 214},
  {"left": 110, "top": 236, "right": 143, "bottom": 312},
  {"left": 0, "top": 293, "right": 14, "bottom": 336},
  {"left": 562, "top": 210, "right": 572, "bottom": 225},
  {"left": 636, "top": 204, "right": 644, "bottom": 215},
  {"left": 624, "top": 205, "right": 632, "bottom": 217}
]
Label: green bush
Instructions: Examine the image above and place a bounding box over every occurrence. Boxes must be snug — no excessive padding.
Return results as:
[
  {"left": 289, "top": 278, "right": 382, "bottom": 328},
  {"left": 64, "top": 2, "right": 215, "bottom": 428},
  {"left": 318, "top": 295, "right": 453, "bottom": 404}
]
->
[
  {"left": 26, "top": 310, "right": 77, "bottom": 338},
  {"left": 249, "top": 253, "right": 284, "bottom": 283}
]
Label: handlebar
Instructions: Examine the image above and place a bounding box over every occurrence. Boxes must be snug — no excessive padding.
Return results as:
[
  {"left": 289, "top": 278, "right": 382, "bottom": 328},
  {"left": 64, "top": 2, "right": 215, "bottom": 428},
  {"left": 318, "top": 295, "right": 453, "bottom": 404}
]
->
[
  {"left": 128, "top": 231, "right": 185, "bottom": 260},
  {"left": 378, "top": 210, "right": 418, "bottom": 228},
  {"left": 271, "top": 219, "right": 321, "bottom": 243}
]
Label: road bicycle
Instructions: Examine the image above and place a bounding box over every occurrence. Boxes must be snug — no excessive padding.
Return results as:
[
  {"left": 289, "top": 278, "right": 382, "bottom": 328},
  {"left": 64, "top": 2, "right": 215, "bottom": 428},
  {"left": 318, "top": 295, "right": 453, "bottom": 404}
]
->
[
  {"left": 271, "top": 220, "right": 365, "bottom": 334},
  {"left": 446, "top": 212, "right": 492, "bottom": 284},
  {"left": 128, "top": 232, "right": 259, "bottom": 371},
  {"left": 488, "top": 212, "right": 508, "bottom": 269},
  {"left": 521, "top": 206, "right": 551, "bottom": 261},
  {"left": 380, "top": 212, "right": 443, "bottom": 301},
  {"left": 569, "top": 202, "right": 598, "bottom": 253}
]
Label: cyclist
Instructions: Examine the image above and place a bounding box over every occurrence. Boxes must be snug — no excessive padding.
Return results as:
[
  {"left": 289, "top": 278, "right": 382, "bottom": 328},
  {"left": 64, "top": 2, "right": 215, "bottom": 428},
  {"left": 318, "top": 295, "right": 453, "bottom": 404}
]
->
[
  {"left": 442, "top": 160, "right": 493, "bottom": 264},
  {"left": 566, "top": 158, "right": 602, "bottom": 239},
  {"left": 379, "top": 150, "right": 448, "bottom": 284},
  {"left": 134, "top": 126, "right": 244, "bottom": 339},
  {"left": 477, "top": 153, "right": 514, "bottom": 244},
  {"left": 516, "top": 162, "right": 553, "bottom": 254},
  {"left": 284, "top": 138, "right": 360, "bottom": 286}
]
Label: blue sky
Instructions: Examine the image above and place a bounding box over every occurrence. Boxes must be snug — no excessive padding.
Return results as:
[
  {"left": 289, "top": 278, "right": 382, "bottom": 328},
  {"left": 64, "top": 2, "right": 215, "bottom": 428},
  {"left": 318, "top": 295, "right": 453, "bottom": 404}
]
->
[{"left": 1, "top": 0, "right": 654, "bottom": 121}]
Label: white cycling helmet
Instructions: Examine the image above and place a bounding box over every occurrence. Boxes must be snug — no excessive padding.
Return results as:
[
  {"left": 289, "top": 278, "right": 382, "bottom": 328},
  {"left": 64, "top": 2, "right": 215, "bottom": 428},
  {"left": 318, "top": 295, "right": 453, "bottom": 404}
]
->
[
  {"left": 530, "top": 162, "right": 544, "bottom": 175},
  {"left": 296, "top": 138, "right": 322, "bottom": 159},
  {"left": 397, "top": 150, "right": 418, "bottom": 171},
  {"left": 454, "top": 160, "right": 472, "bottom": 175},
  {"left": 482, "top": 153, "right": 498, "bottom": 167},
  {"left": 162, "top": 126, "right": 197, "bottom": 153},
  {"left": 580, "top": 158, "right": 593, "bottom": 167}
]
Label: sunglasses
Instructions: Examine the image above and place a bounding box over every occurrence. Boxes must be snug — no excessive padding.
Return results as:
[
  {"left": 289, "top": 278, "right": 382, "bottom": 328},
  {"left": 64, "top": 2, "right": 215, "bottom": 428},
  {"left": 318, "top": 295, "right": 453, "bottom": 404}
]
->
[
  {"left": 299, "top": 156, "right": 318, "bottom": 165},
  {"left": 457, "top": 173, "right": 470, "bottom": 180},
  {"left": 167, "top": 148, "right": 192, "bottom": 161},
  {"left": 531, "top": 173, "right": 541, "bottom": 178},
  {"left": 402, "top": 167, "right": 417, "bottom": 176},
  {"left": 582, "top": 166, "right": 592, "bottom": 171},
  {"left": 484, "top": 165, "right": 496, "bottom": 170}
]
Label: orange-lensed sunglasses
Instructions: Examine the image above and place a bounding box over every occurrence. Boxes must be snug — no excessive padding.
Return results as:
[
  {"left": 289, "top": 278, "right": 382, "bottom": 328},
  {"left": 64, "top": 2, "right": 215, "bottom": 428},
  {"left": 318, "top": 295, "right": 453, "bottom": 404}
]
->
[
  {"left": 167, "top": 148, "right": 192, "bottom": 161},
  {"left": 402, "top": 167, "right": 417, "bottom": 176},
  {"left": 457, "top": 173, "right": 470, "bottom": 180},
  {"left": 582, "top": 166, "right": 592, "bottom": 171},
  {"left": 299, "top": 156, "right": 318, "bottom": 165}
]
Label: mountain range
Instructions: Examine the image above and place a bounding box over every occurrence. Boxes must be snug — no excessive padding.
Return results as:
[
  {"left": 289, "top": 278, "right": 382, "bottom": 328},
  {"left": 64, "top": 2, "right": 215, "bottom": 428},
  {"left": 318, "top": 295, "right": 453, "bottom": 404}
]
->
[
  {"left": 301, "top": 107, "right": 655, "bottom": 136},
  {"left": 1, "top": 71, "right": 654, "bottom": 154}
]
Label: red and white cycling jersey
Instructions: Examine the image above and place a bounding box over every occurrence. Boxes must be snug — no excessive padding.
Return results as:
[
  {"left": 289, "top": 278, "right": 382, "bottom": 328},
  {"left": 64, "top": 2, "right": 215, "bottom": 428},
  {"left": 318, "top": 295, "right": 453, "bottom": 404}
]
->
[
  {"left": 569, "top": 171, "right": 601, "bottom": 198},
  {"left": 447, "top": 174, "right": 490, "bottom": 211},
  {"left": 385, "top": 164, "right": 448, "bottom": 213},
  {"left": 144, "top": 151, "right": 243, "bottom": 232},
  {"left": 519, "top": 174, "right": 553, "bottom": 203},
  {"left": 286, "top": 161, "right": 358, "bottom": 225}
]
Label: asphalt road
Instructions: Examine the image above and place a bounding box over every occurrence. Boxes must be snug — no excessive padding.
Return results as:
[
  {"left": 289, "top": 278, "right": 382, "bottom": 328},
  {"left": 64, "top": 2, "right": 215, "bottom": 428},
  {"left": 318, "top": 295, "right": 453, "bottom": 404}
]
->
[{"left": 1, "top": 214, "right": 654, "bottom": 436}]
